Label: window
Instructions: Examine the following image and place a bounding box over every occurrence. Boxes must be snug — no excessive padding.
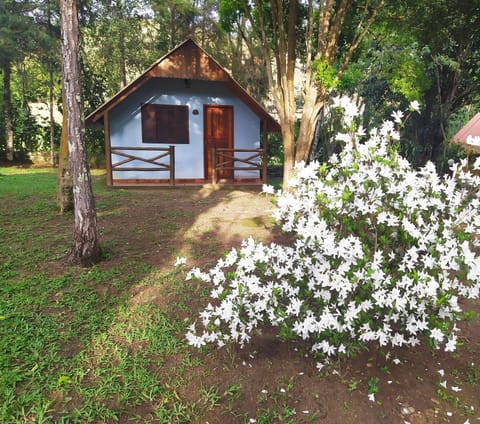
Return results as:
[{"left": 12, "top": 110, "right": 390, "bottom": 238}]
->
[{"left": 141, "top": 104, "right": 189, "bottom": 144}]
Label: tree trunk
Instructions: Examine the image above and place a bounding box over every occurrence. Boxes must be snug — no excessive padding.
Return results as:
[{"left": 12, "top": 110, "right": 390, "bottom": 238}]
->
[
  {"left": 281, "top": 118, "right": 296, "bottom": 185},
  {"left": 295, "top": 86, "right": 324, "bottom": 163},
  {"left": 3, "top": 61, "right": 14, "bottom": 161},
  {"left": 226, "top": 0, "right": 382, "bottom": 187},
  {"left": 57, "top": 90, "right": 73, "bottom": 213},
  {"left": 60, "top": 0, "right": 101, "bottom": 267}
]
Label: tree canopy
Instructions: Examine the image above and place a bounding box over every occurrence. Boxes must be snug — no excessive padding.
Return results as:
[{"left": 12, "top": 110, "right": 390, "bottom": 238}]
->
[{"left": 0, "top": 0, "right": 479, "bottom": 180}]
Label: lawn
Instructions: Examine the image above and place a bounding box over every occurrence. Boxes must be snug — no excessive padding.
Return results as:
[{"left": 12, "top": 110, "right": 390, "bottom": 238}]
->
[{"left": 0, "top": 166, "right": 479, "bottom": 423}]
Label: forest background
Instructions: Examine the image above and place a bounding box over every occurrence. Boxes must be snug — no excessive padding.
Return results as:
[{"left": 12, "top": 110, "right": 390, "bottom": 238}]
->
[{"left": 1, "top": 0, "right": 479, "bottom": 175}]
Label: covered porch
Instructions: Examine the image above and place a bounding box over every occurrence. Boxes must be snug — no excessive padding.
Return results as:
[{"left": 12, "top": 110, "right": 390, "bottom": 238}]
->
[{"left": 106, "top": 144, "right": 268, "bottom": 187}]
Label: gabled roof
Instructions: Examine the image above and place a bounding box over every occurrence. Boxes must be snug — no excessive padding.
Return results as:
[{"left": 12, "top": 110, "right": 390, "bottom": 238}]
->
[
  {"left": 453, "top": 112, "right": 480, "bottom": 154},
  {"left": 85, "top": 38, "right": 280, "bottom": 133}
]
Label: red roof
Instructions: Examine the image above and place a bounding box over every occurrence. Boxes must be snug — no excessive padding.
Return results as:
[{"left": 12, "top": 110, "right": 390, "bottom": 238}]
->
[{"left": 453, "top": 112, "right": 480, "bottom": 154}]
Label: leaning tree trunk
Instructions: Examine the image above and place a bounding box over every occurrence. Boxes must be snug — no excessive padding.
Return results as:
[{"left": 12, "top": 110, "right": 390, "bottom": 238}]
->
[
  {"left": 3, "top": 61, "right": 14, "bottom": 161},
  {"left": 60, "top": 0, "right": 101, "bottom": 266}
]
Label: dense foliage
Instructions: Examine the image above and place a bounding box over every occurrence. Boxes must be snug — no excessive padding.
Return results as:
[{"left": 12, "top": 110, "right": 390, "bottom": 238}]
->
[
  {"left": 334, "top": 0, "right": 480, "bottom": 169},
  {"left": 0, "top": 1, "right": 479, "bottom": 170},
  {"left": 186, "top": 99, "right": 480, "bottom": 361}
]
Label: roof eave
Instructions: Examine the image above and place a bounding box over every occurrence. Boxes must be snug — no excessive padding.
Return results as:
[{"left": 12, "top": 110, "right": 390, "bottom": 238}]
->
[{"left": 85, "top": 38, "right": 281, "bottom": 133}]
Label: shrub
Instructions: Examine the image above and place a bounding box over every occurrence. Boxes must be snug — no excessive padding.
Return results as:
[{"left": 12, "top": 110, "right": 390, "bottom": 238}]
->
[{"left": 186, "top": 98, "right": 480, "bottom": 360}]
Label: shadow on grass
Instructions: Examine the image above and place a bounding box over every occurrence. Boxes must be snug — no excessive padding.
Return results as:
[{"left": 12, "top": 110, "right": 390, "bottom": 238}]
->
[
  {"left": 0, "top": 167, "right": 281, "bottom": 422},
  {"left": 2, "top": 168, "right": 480, "bottom": 424}
]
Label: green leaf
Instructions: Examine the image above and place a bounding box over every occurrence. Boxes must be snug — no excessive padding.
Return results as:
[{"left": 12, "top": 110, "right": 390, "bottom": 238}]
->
[{"left": 57, "top": 375, "right": 71, "bottom": 386}]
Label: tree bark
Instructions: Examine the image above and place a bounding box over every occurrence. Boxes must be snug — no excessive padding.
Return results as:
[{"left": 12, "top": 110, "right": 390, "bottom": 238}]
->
[
  {"left": 3, "top": 61, "right": 14, "bottom": 161},
  {"left": 281, "top": 118, "right": 296, "bottom": 184},
  {"left": 60, "top": 0, "right": 101, "bottom": 266},
  {"left": 295, "top": 92, "right": 323, "bottom": 163}
]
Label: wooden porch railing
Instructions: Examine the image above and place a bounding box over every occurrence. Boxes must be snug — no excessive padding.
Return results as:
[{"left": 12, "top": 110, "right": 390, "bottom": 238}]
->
[
  {"left": 212, "top": 148, "right": 267, "bottom": 184},
  {"left": 111, "top": 145, "right": 175, "bottom": 185}
]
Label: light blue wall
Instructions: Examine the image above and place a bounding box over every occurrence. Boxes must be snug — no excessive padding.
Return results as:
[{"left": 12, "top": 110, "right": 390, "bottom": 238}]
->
[{"left": 109, "top": 78, "right": 261, "bottom": 180}]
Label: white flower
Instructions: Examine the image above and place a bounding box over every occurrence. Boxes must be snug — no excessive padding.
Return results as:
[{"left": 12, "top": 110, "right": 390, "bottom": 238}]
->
[
  {"left": 430, "top": 328, "right": 445, "bottom": 343},
  {"left": 185, "top": 328, "right": 206, "bottom": 348},
  {"left": 185, "top": 99, "right": 480, "bottom": 365},
  {"left": 391, "top": 110, "right": 404, "bottom": 123},
  {"left": 466, "top": 135, "right": 480, "bottom": 146},
  {"left": 409, "top": 100, "right": 421, "bottom": 112},
  {"left": 262, "top": 184, "right": 275, "bottom": 194},
  {"left": 332, "top": 95, "right": 360, "bottom": 126},
  {"left": 336, "top": 132, "right": 353, "bottom": 144},
  {"left": 445, "top": 336, "right": 457, "bottom": 352},
  {"left": 451, "top": 386, "right": 461, "bottom": 392},
  {"left": 368, "top": 393, "right": 375, "bottom": 402},
  {"left": 356, "top": 125, "right": 366, "bottom": 137},
  {"left": 174, "top": 256, "right": 187, "bottom": 266},
  {"left": 473, "top": 157, "right": 480, "bottom": 170}
]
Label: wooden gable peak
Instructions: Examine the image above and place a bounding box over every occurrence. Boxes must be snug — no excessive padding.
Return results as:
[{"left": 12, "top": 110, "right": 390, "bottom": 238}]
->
[
  {"left": 86, "top": 39, "right": 280, "bottom": 132},
  {"left": 148, "top": 39, "right": 229, "bottom": 82}
]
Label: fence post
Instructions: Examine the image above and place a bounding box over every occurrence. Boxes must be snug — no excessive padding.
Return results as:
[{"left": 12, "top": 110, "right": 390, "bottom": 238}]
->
[
  {"left": 169, "top": 145, "right": 175, "bottom": 186},
  {"left": 262, "top": 148, "right": 267, "bottom": 184},
  {"left": 104, "top": 111, "right": 113, "bottom": 186},
  {"left": 212, "top": 147, "right": 217, "bottom": 184}
]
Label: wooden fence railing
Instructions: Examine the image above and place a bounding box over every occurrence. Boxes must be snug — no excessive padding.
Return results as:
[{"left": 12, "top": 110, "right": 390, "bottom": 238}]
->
[
  {"left": 111, "top": 145, "right": 175, "bottom": 185},
  {"left": 212, "top": 148, "right": 266, "bottom": 184}
]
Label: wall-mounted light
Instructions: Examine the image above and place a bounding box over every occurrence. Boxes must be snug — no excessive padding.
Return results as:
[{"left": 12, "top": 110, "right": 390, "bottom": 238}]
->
[{"left": 192, "top": 109, "right": 199, "bottom": 115}]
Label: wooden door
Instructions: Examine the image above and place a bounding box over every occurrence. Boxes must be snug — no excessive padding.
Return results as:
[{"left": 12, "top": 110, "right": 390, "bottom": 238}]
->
[{"left": 204, "top": 105, "right": 234, "bottom": 180}]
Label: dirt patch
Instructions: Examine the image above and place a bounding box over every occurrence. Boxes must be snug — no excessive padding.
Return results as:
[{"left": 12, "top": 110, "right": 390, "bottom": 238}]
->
[
  {"left": 6, "top": 174, "right": 478, "bottom": 423},
  {"left": 96, "top": 186, "right": 280, "bottom": 272},
  {"left": 95, "top": 184, "right": 479, "bottom": 424}
]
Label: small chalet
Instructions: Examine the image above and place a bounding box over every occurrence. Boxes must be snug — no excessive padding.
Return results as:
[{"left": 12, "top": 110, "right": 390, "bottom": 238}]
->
[
  {"left": 86, "top": 39, "right": 280, "bottom": 187},
  {"left": 453, "top": 112, "right": 480, "bottom": 154}
]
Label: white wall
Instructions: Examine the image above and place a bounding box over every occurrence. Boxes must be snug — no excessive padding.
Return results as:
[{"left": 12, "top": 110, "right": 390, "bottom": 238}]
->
[{"left": 109, "top": 78, "right": 261, "bottom": 180}]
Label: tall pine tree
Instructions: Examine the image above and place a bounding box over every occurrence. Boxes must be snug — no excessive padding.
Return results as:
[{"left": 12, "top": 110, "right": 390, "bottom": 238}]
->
[{"left": 60, "top": 0, "right": 101, "bottom": 266}]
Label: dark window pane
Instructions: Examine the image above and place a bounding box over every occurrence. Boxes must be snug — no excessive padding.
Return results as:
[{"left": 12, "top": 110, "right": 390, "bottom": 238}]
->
[
  {"left": 141, "top": 104, "right": 189, "bottom": 144},
  {"left": 141, "top": 104, "right": 158, "bottom": 142}
]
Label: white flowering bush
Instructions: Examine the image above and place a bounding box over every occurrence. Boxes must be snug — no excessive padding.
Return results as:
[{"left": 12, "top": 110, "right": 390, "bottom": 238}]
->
[{"left": 186, "top": 98, "right": 480, "bottom": 360}]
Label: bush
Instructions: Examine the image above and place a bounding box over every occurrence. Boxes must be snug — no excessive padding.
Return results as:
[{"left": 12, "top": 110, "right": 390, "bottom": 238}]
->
[{"left": 186, "top": 98, "right": 480, "bottom": 360}]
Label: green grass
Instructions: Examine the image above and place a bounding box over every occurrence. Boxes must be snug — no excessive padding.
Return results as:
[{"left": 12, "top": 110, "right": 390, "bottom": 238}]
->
[
  {"left": 0, "top": 167, "right": 206, "bottom": 423},
  {"left": 0, "top": 264, "right": 192, "bottom": 422},
  {"left": 1, "top": 167, "right": 282, "bottom": 423},
  {"left": 2, "top": 166, "right": 479, "bottom": 423}
]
